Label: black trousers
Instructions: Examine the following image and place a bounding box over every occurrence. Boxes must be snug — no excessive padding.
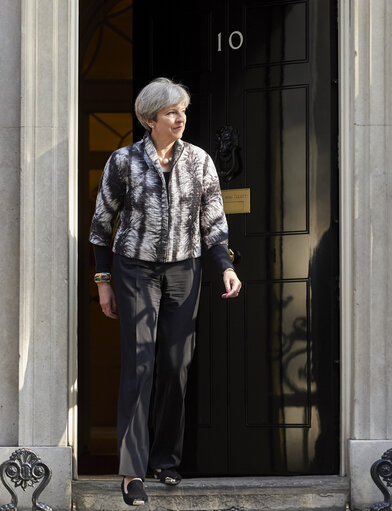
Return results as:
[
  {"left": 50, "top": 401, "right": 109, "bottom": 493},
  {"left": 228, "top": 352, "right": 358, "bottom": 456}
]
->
[{"left": 113, "top": 254, "right": 201, "bottom": 478}]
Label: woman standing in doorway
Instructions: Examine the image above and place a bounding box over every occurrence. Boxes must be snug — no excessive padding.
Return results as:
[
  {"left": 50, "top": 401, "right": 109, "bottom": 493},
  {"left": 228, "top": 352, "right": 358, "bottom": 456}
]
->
[{"left": 90, "top": 77, "right": 241, "bottom": 506}]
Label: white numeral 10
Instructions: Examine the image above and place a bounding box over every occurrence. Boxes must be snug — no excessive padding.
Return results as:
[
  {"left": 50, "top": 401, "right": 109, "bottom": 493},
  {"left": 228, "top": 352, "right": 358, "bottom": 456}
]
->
[
  {"left": 217, "top": 31, "right": 244, "bottom": 52},
  {"left": 218, "top": 32, "right": 222, "bottom": 52}
]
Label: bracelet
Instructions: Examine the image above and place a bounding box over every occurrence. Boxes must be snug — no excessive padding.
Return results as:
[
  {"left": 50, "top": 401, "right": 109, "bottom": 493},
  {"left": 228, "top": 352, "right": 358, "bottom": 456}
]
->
[
  {"left": 94, "top": 272, "right": 111, "bottom": 284},
  {"left": 224, "top": 268, "right": 235, "bottom": 273}
]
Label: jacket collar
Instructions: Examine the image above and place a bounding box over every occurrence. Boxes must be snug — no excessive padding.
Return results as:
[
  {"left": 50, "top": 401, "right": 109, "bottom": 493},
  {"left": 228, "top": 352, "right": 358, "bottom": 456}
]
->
[{"left": 143, "top": 132, "right": 185, "bottom": 171}]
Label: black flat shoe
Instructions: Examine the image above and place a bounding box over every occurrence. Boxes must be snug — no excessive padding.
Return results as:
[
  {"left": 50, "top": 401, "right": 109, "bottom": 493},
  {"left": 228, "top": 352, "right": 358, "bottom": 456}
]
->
[
  {"left": 121, "top": 478, "right": 148, "bottom": 506},
  {"left": 153, "top": 468, "right": 181, "bottom": 485}
]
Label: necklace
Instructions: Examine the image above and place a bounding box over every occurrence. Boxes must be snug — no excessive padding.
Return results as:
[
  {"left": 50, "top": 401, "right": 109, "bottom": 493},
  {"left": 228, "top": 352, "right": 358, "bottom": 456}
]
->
[{"left": 158, "top": 156, "right": 172, "bottom": 165}]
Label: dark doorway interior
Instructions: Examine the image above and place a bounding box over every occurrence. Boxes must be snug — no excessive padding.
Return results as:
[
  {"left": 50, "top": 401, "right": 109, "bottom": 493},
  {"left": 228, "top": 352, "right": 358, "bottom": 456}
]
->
[
  {"left": 78, "top": 0, "right": 339, "bottom": 476},
  {"left": 78, "top": 0, "right": 133, "bottom": 475}
]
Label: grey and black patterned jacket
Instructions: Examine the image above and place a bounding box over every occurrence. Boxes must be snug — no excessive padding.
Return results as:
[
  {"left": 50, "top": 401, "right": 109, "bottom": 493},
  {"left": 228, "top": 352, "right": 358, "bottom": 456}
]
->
[{"left": 89, "top": 133, "right": 229, "bottom": 263}]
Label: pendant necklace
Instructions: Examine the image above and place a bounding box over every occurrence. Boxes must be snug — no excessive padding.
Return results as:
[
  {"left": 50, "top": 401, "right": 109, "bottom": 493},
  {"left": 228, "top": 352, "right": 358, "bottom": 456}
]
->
[{"left": 158, "top": 156, "right": 172, "bottom": 165}]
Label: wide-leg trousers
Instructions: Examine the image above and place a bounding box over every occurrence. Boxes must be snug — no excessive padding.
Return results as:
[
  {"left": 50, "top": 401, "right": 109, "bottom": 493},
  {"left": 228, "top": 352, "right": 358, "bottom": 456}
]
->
[{"left": 113, "top": 254, "right": 201, "bottom": 478}]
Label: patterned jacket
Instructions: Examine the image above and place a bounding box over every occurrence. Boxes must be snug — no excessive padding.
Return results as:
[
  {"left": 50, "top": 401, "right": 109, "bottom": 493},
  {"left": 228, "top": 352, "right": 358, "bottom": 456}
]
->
[{"left": 89, "top": 133, "right": 228, "bottom": 263}]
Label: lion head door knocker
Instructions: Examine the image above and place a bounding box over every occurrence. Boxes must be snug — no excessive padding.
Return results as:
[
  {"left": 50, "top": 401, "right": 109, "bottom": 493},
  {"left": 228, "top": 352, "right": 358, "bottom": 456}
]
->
[
  {"left": 0, "top": 449, "right": 52, "bottom": 511},
  {"left": 214, "top": 126, "right": 242, "bottom": 182}
]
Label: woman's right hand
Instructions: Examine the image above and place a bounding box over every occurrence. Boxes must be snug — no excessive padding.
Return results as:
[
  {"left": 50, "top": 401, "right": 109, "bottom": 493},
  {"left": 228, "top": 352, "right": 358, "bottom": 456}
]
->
[{"left": 97, "top": 283, "right": 119, "bottom": 319}]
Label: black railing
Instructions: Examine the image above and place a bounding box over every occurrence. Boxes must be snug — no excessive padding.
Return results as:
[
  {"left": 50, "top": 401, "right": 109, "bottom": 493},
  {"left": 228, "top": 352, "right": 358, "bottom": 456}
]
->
[
  {"left": 0, "top": 448, "right": 52, "bottom": 511},
  {"left": 370, "top": 448, "right": 392, "bottom": 511}
]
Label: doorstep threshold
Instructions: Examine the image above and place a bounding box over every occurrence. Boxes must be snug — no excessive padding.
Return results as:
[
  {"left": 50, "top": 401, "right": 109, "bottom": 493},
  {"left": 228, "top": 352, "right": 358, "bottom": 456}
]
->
[
  {"left": 73, "top": 475, "right": 350, "bottom": 511},
  {"left": 75, "top": 474, "right": 349, "bottom": 490}
]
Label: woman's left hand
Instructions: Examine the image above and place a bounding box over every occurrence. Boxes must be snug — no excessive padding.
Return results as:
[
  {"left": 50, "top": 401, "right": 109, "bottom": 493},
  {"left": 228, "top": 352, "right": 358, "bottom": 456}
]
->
[{"left": 221, "top": 269, "right": 242, "bottom": 299}]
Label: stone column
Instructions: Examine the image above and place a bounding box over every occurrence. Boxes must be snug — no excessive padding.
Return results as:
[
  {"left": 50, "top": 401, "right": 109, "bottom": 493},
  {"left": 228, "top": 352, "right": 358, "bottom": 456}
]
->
[
  {"left": 348, "top": 0, "right": 392, "bottom": 508},
  {"left": 0, "top": 1, "right": 76, "bottom": 509},
  {"left": 0, "top": 0, "right": 21, "bottom": 448}
]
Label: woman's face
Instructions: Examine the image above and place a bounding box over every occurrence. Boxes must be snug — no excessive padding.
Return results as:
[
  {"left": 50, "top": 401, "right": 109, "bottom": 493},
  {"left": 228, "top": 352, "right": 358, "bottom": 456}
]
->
[{"left": 150, "top": 101, "right": 187, "bottom": 144}]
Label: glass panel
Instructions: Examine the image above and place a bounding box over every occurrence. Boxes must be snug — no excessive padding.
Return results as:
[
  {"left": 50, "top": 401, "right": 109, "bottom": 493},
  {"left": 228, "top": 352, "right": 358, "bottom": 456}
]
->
[
  {"left": 82, "top": 0, "right": 133, "bottom": 80},
  {"left": 89, "top": 113, "right": 133, "bottom": 151}
]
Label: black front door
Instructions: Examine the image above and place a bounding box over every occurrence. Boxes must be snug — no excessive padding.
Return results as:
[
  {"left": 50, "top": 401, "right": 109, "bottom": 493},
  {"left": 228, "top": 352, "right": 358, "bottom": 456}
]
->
[{"left": 134, "top": 0, "right": 339, "bottom": 475}]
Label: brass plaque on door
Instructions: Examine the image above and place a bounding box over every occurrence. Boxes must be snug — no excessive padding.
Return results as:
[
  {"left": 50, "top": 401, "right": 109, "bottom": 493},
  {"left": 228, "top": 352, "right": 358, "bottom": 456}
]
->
[{"left": 221, "top": 188, "right": 251, "bottom": 214}]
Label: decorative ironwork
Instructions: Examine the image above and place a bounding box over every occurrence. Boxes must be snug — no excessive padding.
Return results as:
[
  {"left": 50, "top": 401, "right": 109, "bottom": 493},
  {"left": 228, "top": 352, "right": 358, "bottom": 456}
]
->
[
  {"left": 0, "top": 449, "right": 52, "bottom": 511},
  {"left": 214, "top": 126, "right": 242, "bottom": 182},
  {"left": 370, "top": 448, "right": 392, "bottom": 511}
]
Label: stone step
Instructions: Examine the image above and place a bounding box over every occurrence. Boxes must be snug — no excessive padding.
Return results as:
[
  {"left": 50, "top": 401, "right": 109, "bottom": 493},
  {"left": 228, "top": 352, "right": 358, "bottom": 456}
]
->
[{"left": 72, "top": 475, "right": 350, "bottom": 511}]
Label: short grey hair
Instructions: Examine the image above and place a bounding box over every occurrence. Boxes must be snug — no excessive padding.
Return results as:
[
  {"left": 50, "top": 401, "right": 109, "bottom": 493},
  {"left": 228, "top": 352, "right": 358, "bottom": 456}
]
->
[{"left": 135, "top": 77, "right": 190, "bottom": 131}]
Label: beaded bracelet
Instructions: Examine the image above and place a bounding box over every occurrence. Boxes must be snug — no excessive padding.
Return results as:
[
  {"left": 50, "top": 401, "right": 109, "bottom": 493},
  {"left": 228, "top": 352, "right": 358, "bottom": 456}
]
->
[{"left": 94, "top": 272, "right": 111, "bottom": 284}]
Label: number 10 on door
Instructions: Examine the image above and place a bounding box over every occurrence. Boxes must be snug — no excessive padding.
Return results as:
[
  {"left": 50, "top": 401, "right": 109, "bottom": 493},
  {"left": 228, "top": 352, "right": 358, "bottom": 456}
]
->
[{"left": 218, "top": 31, "right": 244, "bottom": 51}]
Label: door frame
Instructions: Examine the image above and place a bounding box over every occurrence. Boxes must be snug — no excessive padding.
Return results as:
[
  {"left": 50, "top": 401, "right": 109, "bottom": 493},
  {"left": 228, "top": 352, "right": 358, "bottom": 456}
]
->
[
  {"left": 338, "top": 0, "right": 353, "bottom": 477},
  {"left": 68, "top": 0, "right": 79, "bottom": 479},
  {"left": 67, "top": 0, "right": 352, "bottom": 478}
]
